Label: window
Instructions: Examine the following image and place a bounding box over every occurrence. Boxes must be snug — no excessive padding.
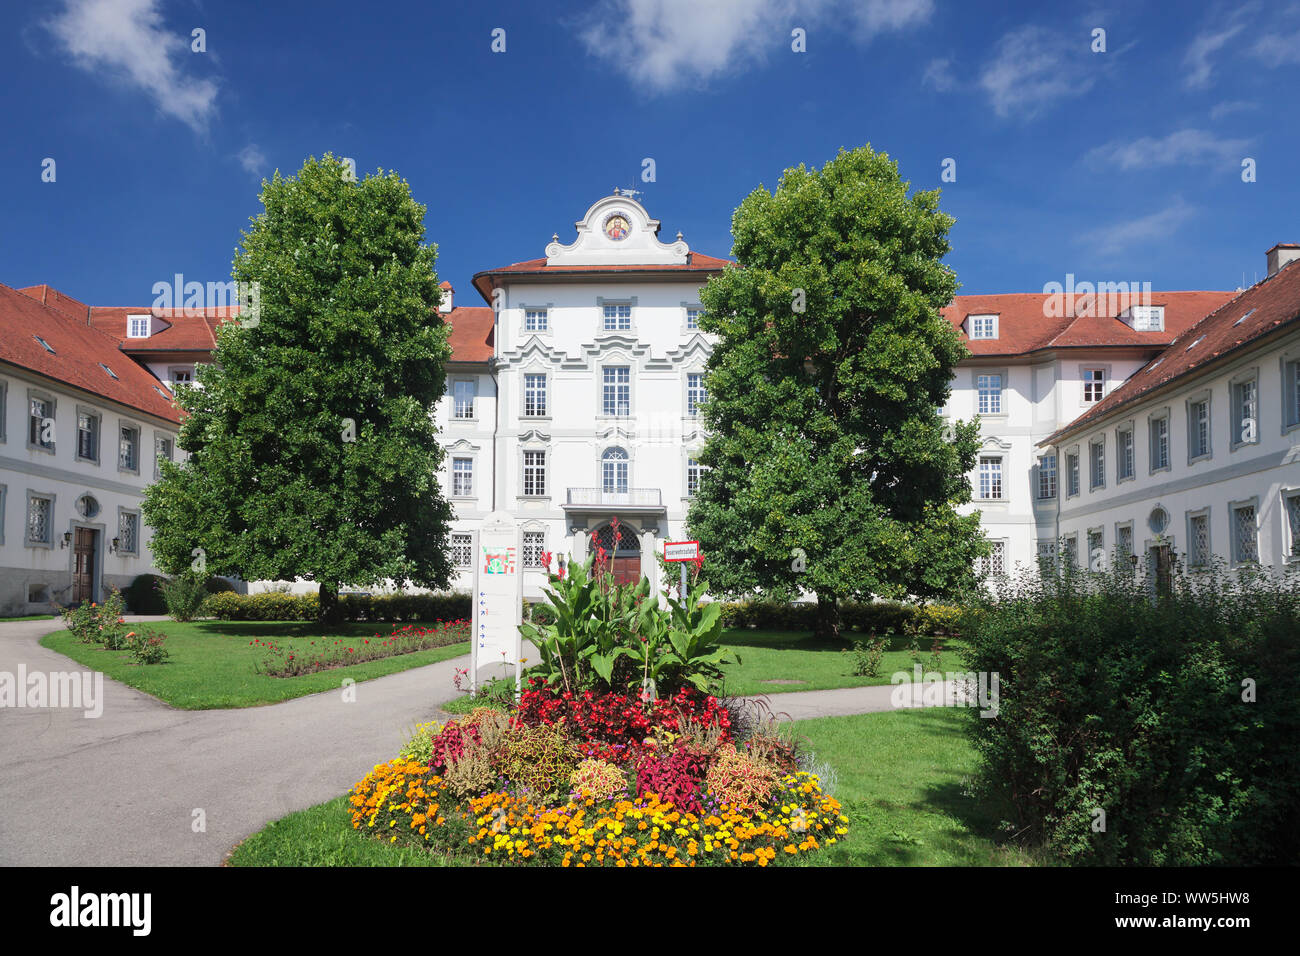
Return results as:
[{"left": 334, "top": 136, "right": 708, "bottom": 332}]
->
[
  {"left": 602, "top": 303, "right": 631, "bottom": 331},
  {"left": 77, "top": 412, "right": 99, "bottom": 462},
  {"left": 452, "top": 381, "right": 475, "bottom": 419},
  {"left": 1189, "top": 398, "right": 1210, "bottom": 460},
  {"left": 452, "top": 534, "right": 473, "bottom": 567},
  {"left": 977, "top": 456, "right": 1003, "bottom": 500},
  {"left": 1117, "top": 427, "right": 1134, "bottom": 481},
  {"left": 686, "top": 307, "right": 701, "bottom": 330},
  {"left": 523, "top": 450, "right": 546, "bottom": 496},
  {"left": 1126, "top": 305, "right": 1164, "bottom": 331},
  {"left": 1036, "top": 539, "right": 1057, "bottom": 571},
  {"left": 118, "top": 425, "right": 140, "bottom": 472},
  {"left": 128, "top": 316, "right": 149, "bottom": 338},
  {"left": 1082, "top": 369, "right": 1105, "bottom": 403},
  {"left": 1062, "top": 533, "right": 1079, "bottom": 569},
  {"left": 1150, "top": 415, "right": 1170, "bottom": 471},
  {"left": 1087, "top": 529, "right": 1104, "bottom": 568},
  {"left": 968, "top": 314, "right": 998, "bottom": 339},
  {"left": 601, "top": 447, "right": 629, "bottom": 494},
  {"left": 0, "top": 380, "right": 6, "bottom": 443},
  {"left": 1116, "top": 524, "right": 1134, "bottom": 562},
  {"left": 118, "top": 511, "right": 139, "bottom": 555},
  {"left": 976, "top": 373, "right": 1002, "bottom": 414},
  {"left": 524, "top": 309, "right": 548, "bottom": 332},
  {"left": 687, "top": 373, "right": 707, "bottom": 417},
  {"left": 1286, "top": 358, "right": 1300, "bottom": 429},
  {"left": 687, "top": 457, "right": 703, "bottom": 497},
  {"left": 29, "top": 397, "right": 53, "bottom": 449},
  {"left": 155, "top": 435, "right": 173, "bottom": 477},
  {"left": 1232, "top": 503, "right": 1258, "bottom": 564},
  {"left": 1285, "top": 491, "right": 1300, "bottom": 558},
  {"left": 27, "top": 495, "right": 52, "bottom": 545},
  {"left": 602, "top": 366, "right": 630, "bottom": 416},
  {"left": 1232, "top": 378, "right": 1258, "bottom": 446},
  {"left": 170, "top": 368, "right": 193, "bottom": 384},
  {"left": 523, "top": 530, "right": 546, "bottom": 569},
  {"left": 452, "top": 458, "right": 473, "bottom": 496},
  {"left": 524, "top": 374, "right": 547, "bottom": 417},
  {"left": 1066, "top": 452, "right": 1080, "bottom": 497},
  {"left": 976, "top": 540, "right": 1006, "bottom": 577},
  {"left": 1188, "top": 512, "right": 1210, "bottom": 567},
  {"left": 1089, "top": 439, "right": 1105, "bottom": 490},
  {"left": 1037, "top": 454, "right": 1057, "bottom": 499}
]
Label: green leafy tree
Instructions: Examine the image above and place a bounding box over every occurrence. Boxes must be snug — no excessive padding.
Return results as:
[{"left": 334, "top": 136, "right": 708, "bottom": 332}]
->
[
  {"left": 687, "top": 146, "right": 985, "bottom": 638},
  {"left": 143, "top": 154, "right": 455, "bottom": 624}
]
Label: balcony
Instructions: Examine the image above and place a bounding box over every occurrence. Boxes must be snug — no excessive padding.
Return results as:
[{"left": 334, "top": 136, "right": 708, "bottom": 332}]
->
[{"left": 563, "top": 487, "right": 665, "bottom": 515}]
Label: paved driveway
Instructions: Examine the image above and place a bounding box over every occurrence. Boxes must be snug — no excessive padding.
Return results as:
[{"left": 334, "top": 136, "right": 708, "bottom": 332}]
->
[{"left": 0, "top": 616, "right": 464, "bottom": 866}]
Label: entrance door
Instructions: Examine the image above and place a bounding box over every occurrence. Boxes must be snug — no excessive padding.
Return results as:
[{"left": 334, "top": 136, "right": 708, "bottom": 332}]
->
[
  {"left": 1150, "top": 544, "right": 1172, "bottom": 599},
  {"left": 611, "top": 556, "right": 641, "bottom": 586},
  {"left": 73, "top": 528, "right": 97, "bottom": 603}
]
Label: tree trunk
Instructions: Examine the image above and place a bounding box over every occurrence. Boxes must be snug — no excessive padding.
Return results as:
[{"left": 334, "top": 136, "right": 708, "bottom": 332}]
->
[
  {"left": 319, "top": 581, "right": 341, "bottom": 627},
  {"left": 814, "top": 592, "right": 841, "bottom": 642}
]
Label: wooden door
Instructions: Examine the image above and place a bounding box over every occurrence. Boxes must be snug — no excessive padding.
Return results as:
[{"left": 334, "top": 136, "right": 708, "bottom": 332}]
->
[
  {"left": 612, "top": 556, "right": 640, "bottom": 586},
  {"left": 73, "top": 528, "right": 96, "bottom": 603}
]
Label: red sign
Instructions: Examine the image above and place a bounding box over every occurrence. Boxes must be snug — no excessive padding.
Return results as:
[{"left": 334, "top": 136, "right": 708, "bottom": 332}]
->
[{"left": 663, "top": 540, "right": 700, "bottom": 562}]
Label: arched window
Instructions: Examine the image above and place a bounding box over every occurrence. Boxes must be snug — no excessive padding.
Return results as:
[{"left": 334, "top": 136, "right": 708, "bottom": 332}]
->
[
  {"left": 601, "top": 447, "right": 629, "bottom": 494},
  {"left": 593, "top": 522, "right": 639, "bottom": 555}
]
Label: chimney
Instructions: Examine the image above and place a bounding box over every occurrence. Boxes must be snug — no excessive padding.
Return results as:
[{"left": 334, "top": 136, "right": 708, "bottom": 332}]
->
[
  {"left": 1267, "top": 243, "right": 1300, "bottom": 277},
  {"left": 438, "top": 280, "right": 453, "bottom": 313}
]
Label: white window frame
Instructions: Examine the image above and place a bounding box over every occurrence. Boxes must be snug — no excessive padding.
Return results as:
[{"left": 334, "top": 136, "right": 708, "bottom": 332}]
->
[
  {"left": 1229, "top": 370, "right": 1259, "bottom": 451},
  {"left": 1186, "top": 507, "right": 1212, "bottom": 569},
  {"left": 451, "top": 379, "right": 477, "bottom": 421},
  {"left": 1089, "top": 437, "right": 1105, "bottom": 491},
  {"left": 1281, "top": 351, "right": 1300, "bottom": 435},
  {"left": 127, "top": 315, "right": 150, "bottom": 338},
  {"left": 967, "top": 314, "right": 998, "bottom": 340},
  {"left": 683, "top": 303, "right": 703, "bottom": 333},
  {"left": 521, "top": 447, "right": 547, "bottom": 498},
  {"left": 601, "top": 447, "right": 630, "bottom": 494},
  {"left": 1282, "top": 488, "right": 1300, "bottom": 562},
  {"left": 0, "top": 379, "right": 7, "bottom": 444},
  {"left": 974, "top": 371, "right": 1005, "bottom": 416},
  {"left": 1186, "top": 391, "right": 1212, "bottom": 464},
  {"left": 25, "top": 490, "right": 55, "bottom": 549},
  {"left": 1229, "top": 497, "right": 1259, "bottom": 566},
  {"left": 117, "top": 507, "right": 140, "bottom": 556},
  {"left": 600, "top": 365, "right": 632, "bottom": 418},
  {"left": 451, "top": 533, "right": 473, "bottom": 568},
  {"left": 1037, "top": 454, "right": 1057, "bottom": 500},
  {"left": 1148, "top": 410, "right": 1171, "bottom": 474},
  {"left": 1066, "top": 447, "right": 1081, "bottom": 498},
  {"left": 1115, "top": 521, "right": 1135, "bottom": 565},
  {"left": 523, "top": 307, "right": 549, "bottom": 334},
  {"left": 522, "top": 371, "right": 549, "bottom": 419},
  {"left": 976, "top": 539, "right": 1007, "bottom": 577},
  {"left": 154, "top": 432, "right": 174, "bottom": 479},
  {"left": 685, "top": 371, "right": 708, "bottom": 418},
  {"left": 599, "top": 299, "right": 633, "bottom": 333},
  {"left": 451, "top": 457, "right": 474, "bottom": 498},
  {"left": 977, "top": 455, "right": 1004, "bottom": 501},
  {"left": 1081, "top": 367, "right": 1107, "bottom": 404},
  {"left": 27, "top": 389, "right": 56, "bottom": 454},
  {"left": 75, "top": 406, "right": 101, "bottom": 464},
  {"left": 1115, "top": 424, "right": 1135, "bottom": 483},
  {"left": 118, "top": 422, "right": 141, "bottom": 475},
  {"left": 522, "top": 528, "right": 547, "bottom": 570},
  {"left": 685, "top": 455, "right": 705, "bottom": 499}
]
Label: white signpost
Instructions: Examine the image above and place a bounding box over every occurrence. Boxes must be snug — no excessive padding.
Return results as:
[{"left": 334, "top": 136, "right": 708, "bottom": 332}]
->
[
  {"left": 663, "top": 539, "right": 700, "bottom": 600},
  {"left": 470, "top": 511, "right": 523, "bottom": 694}
]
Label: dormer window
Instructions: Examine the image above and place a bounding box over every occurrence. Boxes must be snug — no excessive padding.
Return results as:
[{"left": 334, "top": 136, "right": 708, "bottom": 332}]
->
[
  {"left": 968, "top": 314, "right": 998, "bottom": 339},
  {"left": 99, "top": 363, "right": 119, "bottom": 380},
  {"left": 128, "top": 315, "right": 150, "bottom": 338},
  {"left": 1122, "top": 305, "right": 1164, "bottom": 332}
]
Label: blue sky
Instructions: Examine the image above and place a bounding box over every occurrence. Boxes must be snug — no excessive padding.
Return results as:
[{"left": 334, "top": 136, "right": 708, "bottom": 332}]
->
[{"left": 3, "top": 0, "right": 1298, "bottom": 305}]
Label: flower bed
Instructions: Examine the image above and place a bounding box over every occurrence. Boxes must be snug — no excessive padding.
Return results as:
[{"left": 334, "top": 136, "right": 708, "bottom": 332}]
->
[
  {"left": 253, "top": 621, "right": 470, "bottom": 676},
  {"left": 348, "top": 691, "right": 848, "bottom": 867}
]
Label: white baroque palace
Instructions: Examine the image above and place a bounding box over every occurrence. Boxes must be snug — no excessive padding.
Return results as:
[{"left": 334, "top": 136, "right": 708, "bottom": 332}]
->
[{"left": 3, "top": 193, "right": 1298, "bottom": 612}]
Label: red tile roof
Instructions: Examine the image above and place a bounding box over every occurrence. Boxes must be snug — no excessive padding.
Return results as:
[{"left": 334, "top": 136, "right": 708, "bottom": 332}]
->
[
  {"left": 0, "top": 284, "right": 180, "bottom": 423},
  {"left": 87, "top": 306, "right": 235, "bottom": 351},
  {"left": 1045, "top": 261, "right": 1300, "bottom": 444},
  {"left": 471, "top": 252, "right": 733, "bottom": 303},
  {"left": 17, "top": 284, "right": 90, "bottom": 322},
  {"left": 445, "top": 307, "right": 494, "bottom": 363},
  {"left": 942, "top": 290, "right": 1237, "bottom": 357}
]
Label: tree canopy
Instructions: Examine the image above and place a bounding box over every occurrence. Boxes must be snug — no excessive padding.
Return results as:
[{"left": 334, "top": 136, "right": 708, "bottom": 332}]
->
[
  {"left": 686, "top": 145, "right": 985, "bottom": 636},
  {"left": 143, "top": 154, "right": 455, "bottom": 621}
]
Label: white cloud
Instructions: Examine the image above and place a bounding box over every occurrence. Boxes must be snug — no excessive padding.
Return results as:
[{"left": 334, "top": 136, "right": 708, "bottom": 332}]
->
[
  {"left": 977, "top": 26, "right": 1094, "bottom": 120},
  {"left": 1183, "top": 4, "right": 1257, "bottom": 89},
  {"left": 1209, "top": 99, "right": 1259, "bottom": 120},
  {"left": 236, "top": 144, "right": 267, "bottom": 176},
  {"left": 921, "top": 57, "right": 956, "bottom": 92},
  {"left": 1077, "top": 198, "right": 1196, "bottom": 257},
  {"left": 1253, "top": 29, "right": 1300, "bottom": 66},
  {"left": 576, "top": 0, "right": 933, "bottom": 93},
  {"left": 45, "top": 0, "right": 219, "bottom": 133},
  {"left": 1084, "top": 129, "right": 1251, "bottom": 171}
]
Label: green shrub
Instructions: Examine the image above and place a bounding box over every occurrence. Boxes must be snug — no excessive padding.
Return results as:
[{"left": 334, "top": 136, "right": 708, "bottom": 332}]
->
[
  {"left": 204, "top": 576, "right": 237, "bottom": 594},
  {"left": 60, "top": 599, "right": 99, "bottom": 643},
  {"left": 159, "top": 573, "right": 210, "bottom": 622},
  {"left": 496, "top": 724, "right": 581, "bottom": 799},
  {"left": 399, "top": 721, "right": 443, "bottom": 765},
  {"left": 97, "top": 588, "right": 129, "bottom": 649},
  {"left": 964, "top": 562, "right": 1300, "bottom": 866},
  {"left": 125, "top": 574, "right": 168, "bottom": 614},
  {"left": 851, "top": 636, "right": 889, "bottom": 677},
  {"left": 125, "top": 625, "right": 170, "bottom": 665},
  {"left": 205, "top": 590, "right": 469, "bottom": 622},
  {"left": 715, "top": 598, "right": 930, "bottom": 635}
]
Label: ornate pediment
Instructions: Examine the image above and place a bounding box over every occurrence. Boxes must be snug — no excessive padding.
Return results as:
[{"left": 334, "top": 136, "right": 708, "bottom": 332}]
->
[{"left": 545, "top": 192, "right": 688, "bottom": 267}]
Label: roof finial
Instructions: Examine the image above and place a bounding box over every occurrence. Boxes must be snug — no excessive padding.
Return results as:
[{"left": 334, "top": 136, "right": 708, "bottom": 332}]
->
[{"left": 675, "top": 231, "right": 683, "bottom": 242}]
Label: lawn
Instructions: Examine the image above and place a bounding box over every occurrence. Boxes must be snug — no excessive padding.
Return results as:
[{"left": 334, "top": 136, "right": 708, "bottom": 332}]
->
[
  {"left": 717, "top": 629, "right": 964, "bottom": 697},
  {"left": 2, "top": 614, "right": 58, "bottom": 622},
  {"left": 41, "top": 620, "right": 469, "bottom": 710},
  {"left": 226, "top": 706, "right": 1035, "bottom": 867}
]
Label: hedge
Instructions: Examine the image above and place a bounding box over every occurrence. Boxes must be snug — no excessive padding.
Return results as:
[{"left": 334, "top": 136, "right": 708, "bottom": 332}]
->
[
  {"left": 716, "top": 599, "right": 962, "bottom": 636},
  {"left": 204, "top": 591, "right": 470, "bottom": 622},
  {"left": 125, "top": 574, "right": 168, "bottom": 615}
]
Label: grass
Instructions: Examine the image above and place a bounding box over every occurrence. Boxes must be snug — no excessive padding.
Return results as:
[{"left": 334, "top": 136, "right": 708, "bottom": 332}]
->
[
  {"left": 40, "top": 619, "right": 469, "bottom": 709},
  {"left": 717, "top": 629, "right": 962, "bottom": 697},
  {"left": 1, "top": 614, "right": 58, "bottom": 622},
  {"left": 226, "top": 706, "right": 1037, "bottom": 867}
]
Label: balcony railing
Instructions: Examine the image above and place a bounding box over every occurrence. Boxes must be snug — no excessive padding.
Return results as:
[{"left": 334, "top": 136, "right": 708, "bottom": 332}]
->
[{"left": 565, "top": 487, "right": 663, "bottom": 508}]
